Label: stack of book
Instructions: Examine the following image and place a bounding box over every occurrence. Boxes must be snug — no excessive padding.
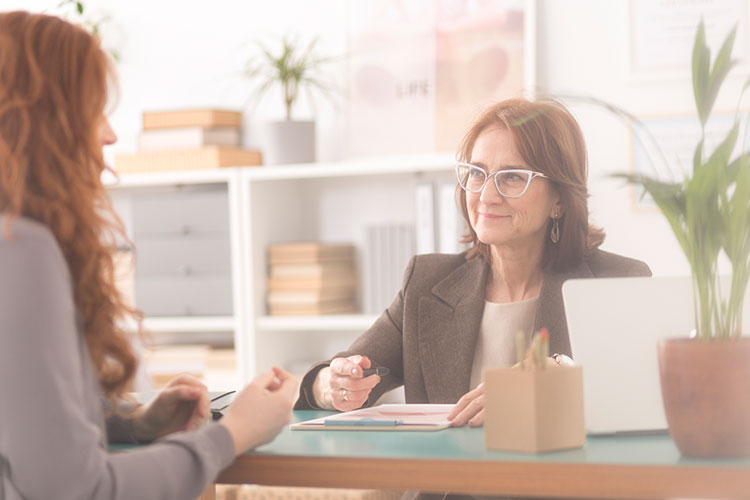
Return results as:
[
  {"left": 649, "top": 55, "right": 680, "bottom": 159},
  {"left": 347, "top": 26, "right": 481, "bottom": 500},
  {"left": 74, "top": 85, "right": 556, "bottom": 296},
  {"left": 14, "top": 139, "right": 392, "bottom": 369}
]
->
[
  {"left": 115, "top": 109, "right": 263, "bottom": 173},
  {"left": 267, "top": 242, "right": 357, "bottom": 316}
]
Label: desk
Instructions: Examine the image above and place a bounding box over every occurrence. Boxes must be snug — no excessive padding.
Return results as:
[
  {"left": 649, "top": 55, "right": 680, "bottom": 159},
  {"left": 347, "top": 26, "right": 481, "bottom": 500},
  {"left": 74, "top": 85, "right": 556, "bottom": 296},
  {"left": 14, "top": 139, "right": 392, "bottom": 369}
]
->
[{"left": 215, "top": 411, "right": 750, "bottom": 500}]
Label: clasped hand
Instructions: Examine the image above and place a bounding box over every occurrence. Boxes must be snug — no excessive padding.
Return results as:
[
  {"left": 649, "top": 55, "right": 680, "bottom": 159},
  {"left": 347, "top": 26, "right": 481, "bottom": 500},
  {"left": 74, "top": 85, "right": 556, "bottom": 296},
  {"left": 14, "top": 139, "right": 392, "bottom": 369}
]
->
[
  {"left": 132, "top": 374, "right": 211, "bottom": 442},
  {"left": 316, "top": 355, "right": 384, "bottom": 411}
]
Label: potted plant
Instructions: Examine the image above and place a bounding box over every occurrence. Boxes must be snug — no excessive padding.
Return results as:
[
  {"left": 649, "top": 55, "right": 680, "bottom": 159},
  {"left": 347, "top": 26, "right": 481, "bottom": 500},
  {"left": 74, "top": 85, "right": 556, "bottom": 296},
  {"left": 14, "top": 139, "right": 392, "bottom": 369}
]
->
[
  {"left": 243, "top": 35, "right": 334, "bottom": 165},
  {"left": 622, "top": 20, "right": 750, "bottom": 458},
  {"left": 56, "top": 0, "right": 120, "bottom": 61}
]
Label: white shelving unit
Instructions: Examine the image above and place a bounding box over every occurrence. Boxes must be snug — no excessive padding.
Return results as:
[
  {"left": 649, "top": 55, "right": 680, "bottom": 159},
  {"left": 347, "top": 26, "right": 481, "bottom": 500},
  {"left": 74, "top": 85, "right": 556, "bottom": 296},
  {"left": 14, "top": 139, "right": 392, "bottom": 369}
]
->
[{"left": 106, "top": 153, "right": 457, "bottom": 383}]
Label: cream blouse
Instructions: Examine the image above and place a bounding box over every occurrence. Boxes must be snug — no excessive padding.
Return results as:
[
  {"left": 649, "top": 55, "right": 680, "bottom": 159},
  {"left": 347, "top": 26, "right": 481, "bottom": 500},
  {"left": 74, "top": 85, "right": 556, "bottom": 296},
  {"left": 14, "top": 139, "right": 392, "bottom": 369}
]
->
[{"left": 469, "top": 297, "right": 539, "bottom": 389}]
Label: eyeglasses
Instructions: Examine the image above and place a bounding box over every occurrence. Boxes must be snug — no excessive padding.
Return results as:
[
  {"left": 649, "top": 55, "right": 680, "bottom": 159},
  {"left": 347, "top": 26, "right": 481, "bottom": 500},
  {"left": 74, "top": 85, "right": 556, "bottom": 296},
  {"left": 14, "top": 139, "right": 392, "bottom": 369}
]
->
[{"left": 455, "top": 162, "right": 549, "bottom": 198}]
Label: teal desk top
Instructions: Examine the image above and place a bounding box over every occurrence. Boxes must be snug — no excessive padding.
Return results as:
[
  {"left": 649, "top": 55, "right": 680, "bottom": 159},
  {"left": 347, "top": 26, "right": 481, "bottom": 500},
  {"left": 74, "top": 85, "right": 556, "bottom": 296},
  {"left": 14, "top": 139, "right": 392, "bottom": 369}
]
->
[
  {"left": 251, "top": 411, "right": 750, "bottom": 468},
  {"left": 112, "top": 410, "right": 750, "bottom": 498}
]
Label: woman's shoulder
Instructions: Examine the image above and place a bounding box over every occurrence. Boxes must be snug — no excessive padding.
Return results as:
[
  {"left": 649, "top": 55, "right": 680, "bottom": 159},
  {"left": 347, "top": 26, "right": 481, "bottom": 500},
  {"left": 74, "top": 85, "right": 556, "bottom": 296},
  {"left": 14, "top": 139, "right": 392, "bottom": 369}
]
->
[
  {"left": 1, "top": 214, "right": 56, "bottom": 244},
  {"left": 585, "top": 248, "right": 652, "bottom": 278},
  {"left": 402, "top": 251, "right": 485, "bottom": 293},
  {"left": 411, "top": 251, "right": 476, "bottom": 277},
  {"left": 0, "top": 215, "right": 66, "bottom": 271}
]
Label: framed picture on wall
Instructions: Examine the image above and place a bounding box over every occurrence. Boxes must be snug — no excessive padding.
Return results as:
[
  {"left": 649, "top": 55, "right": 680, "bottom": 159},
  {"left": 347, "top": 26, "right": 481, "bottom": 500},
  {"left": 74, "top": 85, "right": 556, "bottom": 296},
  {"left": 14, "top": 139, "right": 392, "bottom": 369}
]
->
[
  {"left": 345, "top": 0, "right": 536, "bottom": 158},
  {"left": 628, "top": 0, "right": 750, "bottom": 80},
  {"left": 629, "top": 111, "right": 748, "bottom": 209}
]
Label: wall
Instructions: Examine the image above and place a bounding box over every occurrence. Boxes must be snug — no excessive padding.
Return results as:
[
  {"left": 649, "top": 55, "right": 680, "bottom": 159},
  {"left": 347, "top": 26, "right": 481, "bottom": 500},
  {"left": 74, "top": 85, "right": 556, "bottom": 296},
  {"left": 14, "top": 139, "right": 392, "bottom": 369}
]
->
[
  {"left": 5, "top": 0, "right": 350, "bottom": 162},
  {"left": 5, "top": 0, "right": 744, "bottom": 276},
  {"left": 537, "top": 0, "right": 745, "bottom": 277}
]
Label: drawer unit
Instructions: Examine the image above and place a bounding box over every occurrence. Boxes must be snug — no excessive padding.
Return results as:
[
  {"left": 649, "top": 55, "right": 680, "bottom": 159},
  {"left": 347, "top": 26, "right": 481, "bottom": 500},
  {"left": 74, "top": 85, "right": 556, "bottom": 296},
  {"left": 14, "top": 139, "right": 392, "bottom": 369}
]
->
[
  {"left": 135, "top": 235, "right": 231, "bottom": 276},
  {"left": 132, "top": 186, "right": 229, "bottom": 236},
  {"left": 130, "top": 184, "right": 233, "bottom": 316},
  {"left": 135, "top": 275, "right": 233, "bottom": 316}
]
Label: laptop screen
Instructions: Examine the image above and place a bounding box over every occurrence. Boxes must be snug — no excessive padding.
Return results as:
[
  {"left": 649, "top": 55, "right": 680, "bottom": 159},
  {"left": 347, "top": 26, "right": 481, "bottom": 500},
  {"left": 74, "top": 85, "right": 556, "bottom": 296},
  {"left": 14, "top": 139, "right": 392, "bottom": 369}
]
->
[{"left": 562, "top": 276, "right": 695, "bottom": 435}]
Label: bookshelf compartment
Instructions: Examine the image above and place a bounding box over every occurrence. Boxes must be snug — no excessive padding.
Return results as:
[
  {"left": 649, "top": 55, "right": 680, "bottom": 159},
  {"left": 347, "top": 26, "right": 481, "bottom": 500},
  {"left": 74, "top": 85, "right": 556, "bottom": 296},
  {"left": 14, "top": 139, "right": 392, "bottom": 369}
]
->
[{"left": 108, "top": 155, "right": 457, "bottom": 383}]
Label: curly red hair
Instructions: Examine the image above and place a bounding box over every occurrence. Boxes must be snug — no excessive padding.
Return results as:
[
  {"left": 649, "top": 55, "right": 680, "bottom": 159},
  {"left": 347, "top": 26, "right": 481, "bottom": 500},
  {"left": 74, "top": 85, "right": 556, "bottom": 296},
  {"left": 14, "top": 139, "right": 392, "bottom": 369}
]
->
[{"left": 0, "top": 11, "right": 139, "bottom": 397}]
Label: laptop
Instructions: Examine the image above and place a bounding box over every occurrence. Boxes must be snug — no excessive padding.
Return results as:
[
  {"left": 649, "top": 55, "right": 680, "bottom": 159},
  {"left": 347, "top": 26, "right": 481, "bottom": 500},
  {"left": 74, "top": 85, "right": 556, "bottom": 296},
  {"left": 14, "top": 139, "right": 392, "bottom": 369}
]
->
[{"left": 562, "top": 275, "right": 749, "bottom": 436}]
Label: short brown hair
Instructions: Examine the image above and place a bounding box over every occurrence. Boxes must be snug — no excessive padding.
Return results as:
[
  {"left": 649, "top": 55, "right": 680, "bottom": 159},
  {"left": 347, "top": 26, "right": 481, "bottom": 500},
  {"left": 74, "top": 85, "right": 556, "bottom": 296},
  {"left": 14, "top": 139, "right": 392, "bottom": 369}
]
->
[{"left": 456, "top": 98, "right": 605, "bottom": 272}]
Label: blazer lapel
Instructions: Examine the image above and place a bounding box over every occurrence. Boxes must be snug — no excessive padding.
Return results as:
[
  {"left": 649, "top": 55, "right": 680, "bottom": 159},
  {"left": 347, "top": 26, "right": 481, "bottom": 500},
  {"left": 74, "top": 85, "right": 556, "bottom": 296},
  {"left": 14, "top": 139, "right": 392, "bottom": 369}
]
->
[
  {"left": 417, "top": 258, "right": 488, "bottom": 403},
  {"left": 535, "top": 259, "right": 595, "bottom": 356}
]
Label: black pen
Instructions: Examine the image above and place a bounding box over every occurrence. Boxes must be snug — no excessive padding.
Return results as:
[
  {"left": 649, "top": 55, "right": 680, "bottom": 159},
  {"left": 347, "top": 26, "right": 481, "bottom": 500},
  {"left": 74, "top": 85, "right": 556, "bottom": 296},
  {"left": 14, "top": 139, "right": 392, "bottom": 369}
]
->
[{"left": 361, "top": 366, "right": 389, "bottom": 377}]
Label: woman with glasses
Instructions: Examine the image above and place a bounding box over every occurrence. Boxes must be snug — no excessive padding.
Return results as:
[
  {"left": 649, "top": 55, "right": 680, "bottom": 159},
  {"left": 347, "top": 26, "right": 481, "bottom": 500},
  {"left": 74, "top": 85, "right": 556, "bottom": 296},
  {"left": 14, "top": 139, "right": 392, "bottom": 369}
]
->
[
  {"left": 0, "top": 12, "right": 296, "bottom": 499},
  {"left": 295, "top": 98, "right": 650, "bottom": 427}
]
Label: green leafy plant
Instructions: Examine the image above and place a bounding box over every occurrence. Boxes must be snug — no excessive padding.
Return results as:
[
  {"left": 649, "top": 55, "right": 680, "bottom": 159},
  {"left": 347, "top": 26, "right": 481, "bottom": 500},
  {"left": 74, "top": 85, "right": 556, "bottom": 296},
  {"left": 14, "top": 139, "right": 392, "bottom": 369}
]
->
[
  {"left": 55, "top": 0, "right": 120, "bottom": 61},
  {"left": 620, "top": 20, "right": 750, "bottom": 341},
  {"left": 243, "top": 35, "right": 334, "bottom": 121}
]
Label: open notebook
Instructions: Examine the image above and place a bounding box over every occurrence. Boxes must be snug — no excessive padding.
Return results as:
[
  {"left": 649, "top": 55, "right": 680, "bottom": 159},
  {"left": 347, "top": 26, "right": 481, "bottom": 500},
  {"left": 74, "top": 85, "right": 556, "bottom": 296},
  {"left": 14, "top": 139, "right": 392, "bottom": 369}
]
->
[{"left": 291, "top": 404, "right": 453, "bottom": 431}]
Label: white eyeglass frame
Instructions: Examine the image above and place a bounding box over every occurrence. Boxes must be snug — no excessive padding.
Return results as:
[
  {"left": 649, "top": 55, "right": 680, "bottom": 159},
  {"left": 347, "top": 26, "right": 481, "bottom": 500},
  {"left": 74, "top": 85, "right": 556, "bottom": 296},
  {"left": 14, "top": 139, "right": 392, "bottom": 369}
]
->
[{"left": 455, "top": 162, "right": 549, "bottom": 198}]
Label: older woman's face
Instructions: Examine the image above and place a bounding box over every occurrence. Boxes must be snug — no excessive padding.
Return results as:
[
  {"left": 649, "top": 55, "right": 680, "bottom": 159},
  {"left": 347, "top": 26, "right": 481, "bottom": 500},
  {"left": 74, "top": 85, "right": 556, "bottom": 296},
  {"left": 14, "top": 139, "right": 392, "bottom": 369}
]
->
[{"left": 466, "top": 126, "right": 560, "bottom": 252}]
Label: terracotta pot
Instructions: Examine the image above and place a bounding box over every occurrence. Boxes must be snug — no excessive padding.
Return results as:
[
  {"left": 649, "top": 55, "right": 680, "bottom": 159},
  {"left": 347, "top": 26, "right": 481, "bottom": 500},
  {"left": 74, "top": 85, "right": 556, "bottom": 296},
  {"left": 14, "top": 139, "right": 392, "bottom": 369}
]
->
[{"left": 658, "top": 338, "right": 750, "bottom": 458}]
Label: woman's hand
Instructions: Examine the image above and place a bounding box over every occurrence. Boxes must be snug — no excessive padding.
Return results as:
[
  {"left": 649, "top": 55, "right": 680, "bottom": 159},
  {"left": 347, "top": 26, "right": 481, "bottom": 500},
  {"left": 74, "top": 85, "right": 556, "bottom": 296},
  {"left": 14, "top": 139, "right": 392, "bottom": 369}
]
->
[
  {"left": 313, "top": 355, "right": 382, "bottom": 411},
  {"left": 132, "top": 374, "right": 210, "bottom": 442},
  {"left": 448, "top": 383, "right": 485, "bottom": 427},
  {"left": 450, "top": 357, "right": 564, "bottom": 428},
  {"left": 220, "top": 366, "right": 297, "bottom": 454}
]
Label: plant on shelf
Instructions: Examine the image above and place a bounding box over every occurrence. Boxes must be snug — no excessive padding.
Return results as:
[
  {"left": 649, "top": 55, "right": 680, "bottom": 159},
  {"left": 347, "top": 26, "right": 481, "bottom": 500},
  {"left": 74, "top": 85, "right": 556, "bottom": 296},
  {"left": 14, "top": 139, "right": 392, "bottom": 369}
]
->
[
  {"left": 619, "top": 20, "right": 750, "bottom": 459},
  {"left": 54, "top": 0, "right": 120, "bottom": 61},
  {"left": 244, "top": 35, "right": 333, "bottom": 121},
  {"left": 243, "top": 35, "right": 335, "bottom": 165}
]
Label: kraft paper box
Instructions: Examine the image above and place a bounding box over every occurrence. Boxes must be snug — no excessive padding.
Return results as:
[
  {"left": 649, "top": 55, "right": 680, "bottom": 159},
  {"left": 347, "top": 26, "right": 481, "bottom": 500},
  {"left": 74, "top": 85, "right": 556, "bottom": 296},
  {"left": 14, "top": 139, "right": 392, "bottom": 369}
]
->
[{"left": 484, "top": 365, "right": 585, "bottom": 453}]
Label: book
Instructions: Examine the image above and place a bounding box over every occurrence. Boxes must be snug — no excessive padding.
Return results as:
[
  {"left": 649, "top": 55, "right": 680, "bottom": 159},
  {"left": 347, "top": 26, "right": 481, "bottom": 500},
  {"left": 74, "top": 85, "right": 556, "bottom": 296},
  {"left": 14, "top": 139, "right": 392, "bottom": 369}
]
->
[
  {"left": 438, "top": 183, "right": 466, "bottom": 254},
  {"left": 267, "top": 288, "right": 355, "bottom": 306},
  {"left": 114, "top": 147, "right": 262, "bottom": 174},
  {"left": 268, "top": 300, "right": 357, "bottom": 316},
  {"left": 290, "top": 404, "right": 453, "bottom": 431},
  {"left": 267, "top": 274, "right": 357, "bottom": 291},
  {"left": 268, "top": 243, "right": 355, "bottom": 264},
  {"left": 269, "top": 262, "right": 354, "bottom": 279},
  {"left": 138, "top": 126, "right": 241, "bottom": 151},
  {"left": 363, "top": 223, "right": 415, "bottom": 314},
  {"left": 142, "top": 109, "right": 242, "bottom": 130},
  {"left": 415, "top": 183, "right": 436, "bottom": 254}
]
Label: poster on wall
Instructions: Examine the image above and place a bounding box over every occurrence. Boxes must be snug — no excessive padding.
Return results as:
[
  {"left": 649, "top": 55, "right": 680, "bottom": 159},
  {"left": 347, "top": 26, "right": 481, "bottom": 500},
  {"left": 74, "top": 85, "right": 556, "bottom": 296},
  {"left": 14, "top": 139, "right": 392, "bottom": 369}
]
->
[
  {"left": 629, "top": 0, "right": 749, "bottom": 79},
  {"left": 347, "top": 0, "right": 534, "bottom": 158}
]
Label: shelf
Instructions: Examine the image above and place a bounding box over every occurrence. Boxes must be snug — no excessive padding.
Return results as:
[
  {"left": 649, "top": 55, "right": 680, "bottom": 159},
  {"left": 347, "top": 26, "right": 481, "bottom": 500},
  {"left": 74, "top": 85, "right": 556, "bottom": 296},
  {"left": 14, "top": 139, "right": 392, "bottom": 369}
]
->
[
  {"left": 102, "top": 153, "right": 456, "bottom": 188},
  {"left": 256, "top": 314, "right": 380, "bottom": 332},
  {"left": 123, "top": 316, "right": 236, "bottom": 333},
  {"left": 102, "top": 168, "right": 235, "bottom": 188},
  {"left": 243, "top": 153, "right": 455, "bottom": 180}
]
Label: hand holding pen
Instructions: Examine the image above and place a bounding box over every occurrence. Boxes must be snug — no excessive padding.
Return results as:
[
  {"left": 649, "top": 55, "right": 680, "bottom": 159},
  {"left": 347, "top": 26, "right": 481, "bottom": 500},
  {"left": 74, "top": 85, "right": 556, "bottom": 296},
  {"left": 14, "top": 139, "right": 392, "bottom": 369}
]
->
[{"left": 316, "top": 355, "right": 389, "bottom": 412}]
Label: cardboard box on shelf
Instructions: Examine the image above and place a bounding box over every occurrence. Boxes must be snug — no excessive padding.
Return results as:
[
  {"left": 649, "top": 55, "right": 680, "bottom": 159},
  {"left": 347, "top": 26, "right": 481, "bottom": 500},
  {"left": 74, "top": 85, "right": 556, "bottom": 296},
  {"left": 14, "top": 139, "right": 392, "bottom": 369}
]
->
[
  {"left": 142, "top": 109, "right": 242, "bottom": 130},
  {"left": 115, "top": 147, "right": 262, "bottom": 174},
  {"left": 139, "top": 126, "right": 241, "bottom": 151}
]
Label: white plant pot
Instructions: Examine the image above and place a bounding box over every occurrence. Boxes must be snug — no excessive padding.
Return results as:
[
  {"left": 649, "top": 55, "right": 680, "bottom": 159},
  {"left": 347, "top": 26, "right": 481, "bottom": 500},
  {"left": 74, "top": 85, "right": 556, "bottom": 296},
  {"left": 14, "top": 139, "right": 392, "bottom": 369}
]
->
[{"left": 264, "top": 120, "right": 316, "bottom": 165}]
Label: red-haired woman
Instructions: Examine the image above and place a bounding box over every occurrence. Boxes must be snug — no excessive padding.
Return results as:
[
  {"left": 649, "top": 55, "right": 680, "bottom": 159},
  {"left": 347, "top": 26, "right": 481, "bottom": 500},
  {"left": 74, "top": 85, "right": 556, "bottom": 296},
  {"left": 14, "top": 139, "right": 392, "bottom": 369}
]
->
[{"left": 0, "top": 11, "right": 295, "bottom": 499}]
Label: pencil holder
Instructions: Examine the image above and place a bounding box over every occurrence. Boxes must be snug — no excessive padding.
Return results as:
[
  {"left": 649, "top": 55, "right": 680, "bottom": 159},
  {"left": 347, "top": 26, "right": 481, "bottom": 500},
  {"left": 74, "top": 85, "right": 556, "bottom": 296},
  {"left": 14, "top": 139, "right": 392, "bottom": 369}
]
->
[{"left": 483, "top": 365, "right": 585, "bottom": 453}]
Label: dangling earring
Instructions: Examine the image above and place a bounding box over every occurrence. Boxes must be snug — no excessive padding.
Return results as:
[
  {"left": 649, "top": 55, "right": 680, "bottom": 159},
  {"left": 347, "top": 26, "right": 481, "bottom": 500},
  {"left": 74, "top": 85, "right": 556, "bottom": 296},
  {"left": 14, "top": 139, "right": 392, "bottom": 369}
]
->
[{"left": 551, "top": 214, "right": 561, "bottom": 244}]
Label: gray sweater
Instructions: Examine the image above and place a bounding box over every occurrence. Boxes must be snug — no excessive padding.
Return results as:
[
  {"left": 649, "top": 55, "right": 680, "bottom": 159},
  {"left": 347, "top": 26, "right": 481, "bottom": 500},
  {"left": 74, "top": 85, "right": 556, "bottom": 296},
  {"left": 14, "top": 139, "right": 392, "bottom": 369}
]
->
[{"left": 0, "top": 216, "right": 235, "bottom": 500}]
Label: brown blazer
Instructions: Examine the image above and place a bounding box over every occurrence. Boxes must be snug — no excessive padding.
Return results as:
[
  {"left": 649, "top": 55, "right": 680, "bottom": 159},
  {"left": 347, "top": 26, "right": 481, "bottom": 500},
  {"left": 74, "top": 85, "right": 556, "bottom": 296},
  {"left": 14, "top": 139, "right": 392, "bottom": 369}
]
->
[{"left": 295, "top": 249, "right": 651, "bottom": 410}]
